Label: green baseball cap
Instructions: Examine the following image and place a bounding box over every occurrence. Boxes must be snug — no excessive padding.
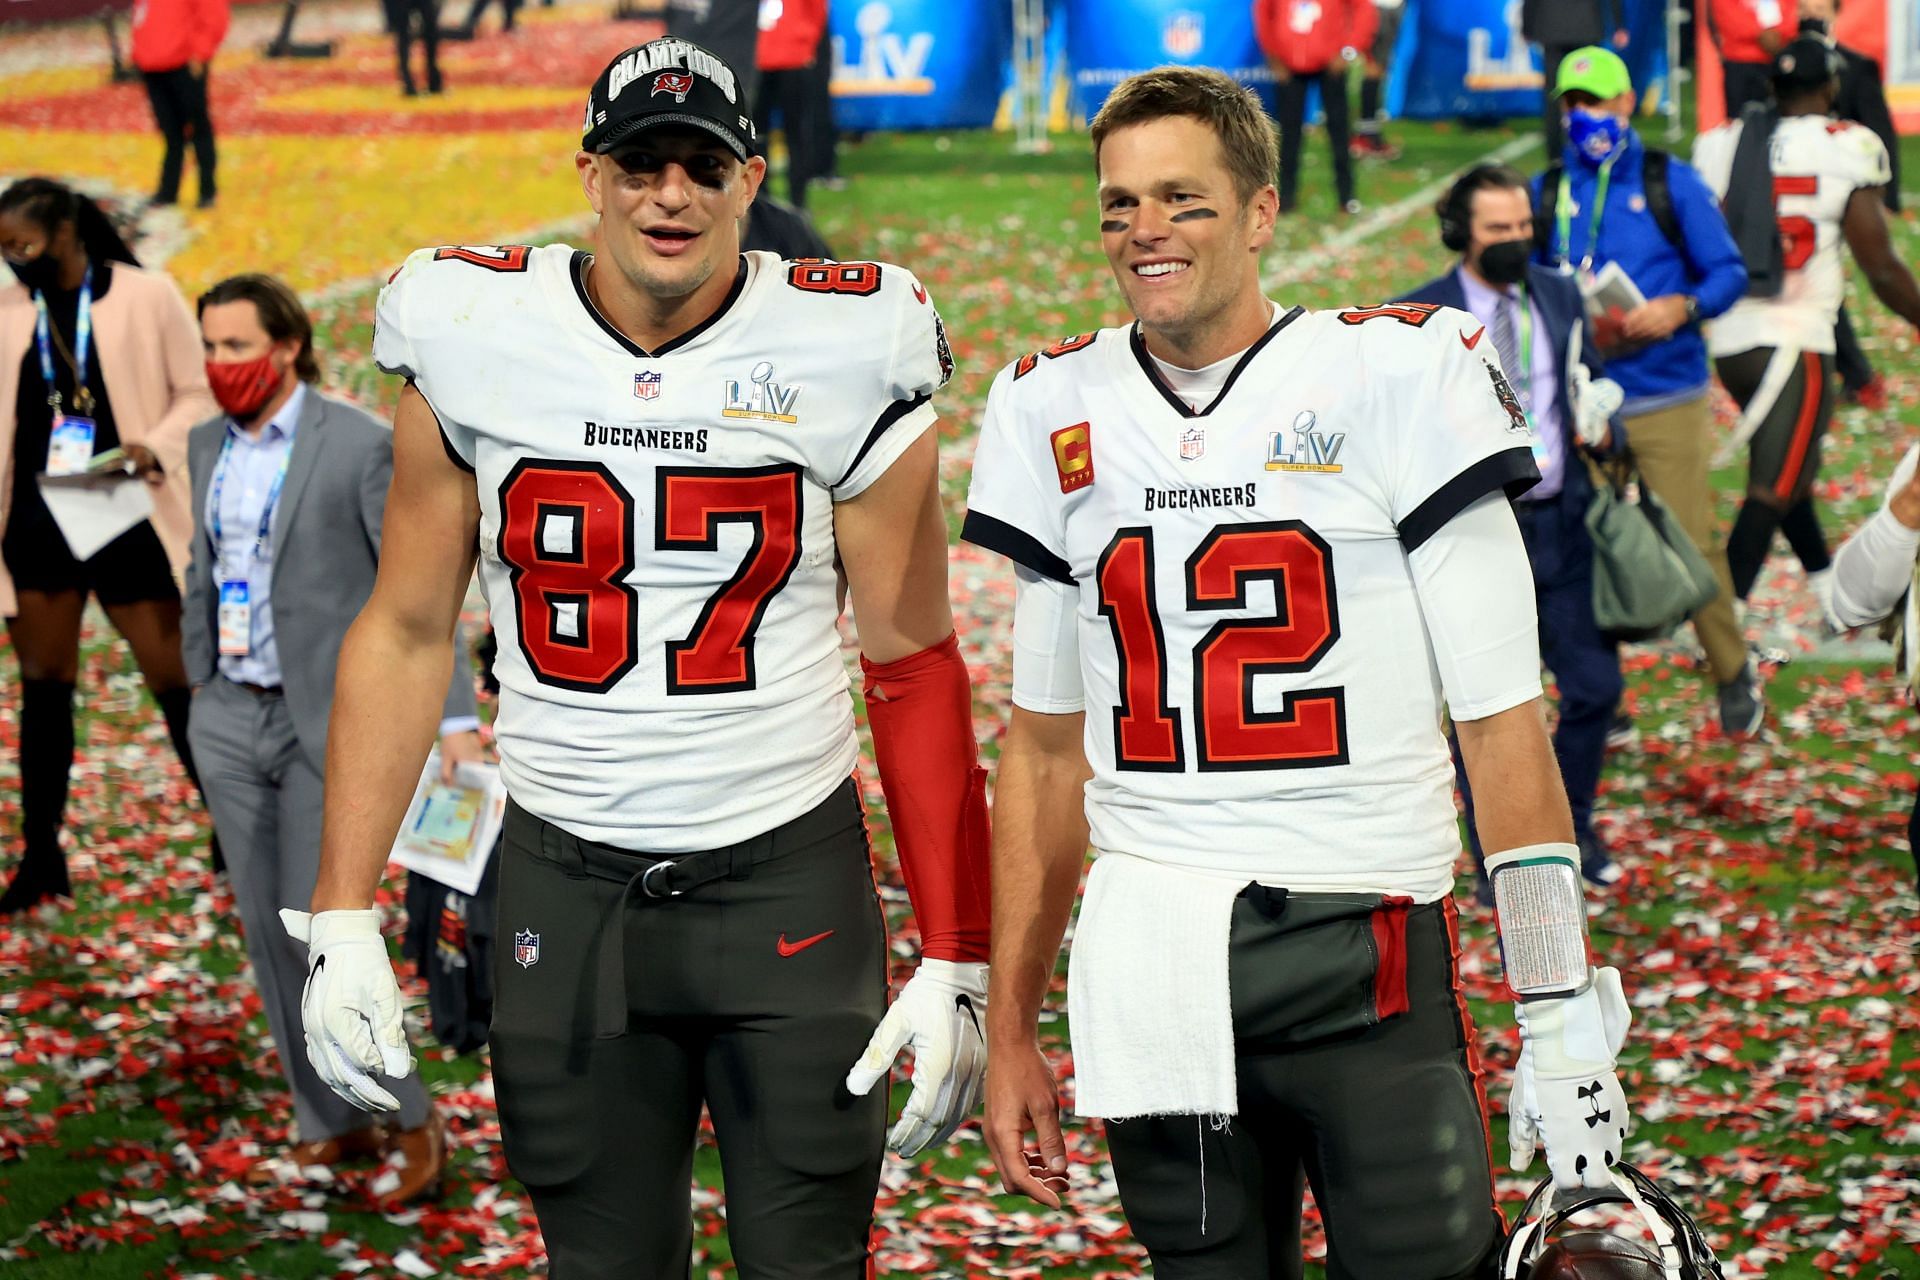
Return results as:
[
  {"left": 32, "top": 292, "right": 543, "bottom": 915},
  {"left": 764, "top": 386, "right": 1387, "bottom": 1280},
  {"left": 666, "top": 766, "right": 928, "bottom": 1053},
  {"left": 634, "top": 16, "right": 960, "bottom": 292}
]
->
[{"left": 1553, "top": 46, "right": 1632, "bottom": 100}]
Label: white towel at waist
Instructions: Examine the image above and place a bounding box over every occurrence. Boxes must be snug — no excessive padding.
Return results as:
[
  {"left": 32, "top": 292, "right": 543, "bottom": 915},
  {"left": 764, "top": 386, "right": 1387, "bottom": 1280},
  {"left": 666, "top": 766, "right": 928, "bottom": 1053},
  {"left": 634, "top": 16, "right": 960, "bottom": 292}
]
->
[{"left": 1067, "top": 851, "right": 1244, "bottom": 1120}]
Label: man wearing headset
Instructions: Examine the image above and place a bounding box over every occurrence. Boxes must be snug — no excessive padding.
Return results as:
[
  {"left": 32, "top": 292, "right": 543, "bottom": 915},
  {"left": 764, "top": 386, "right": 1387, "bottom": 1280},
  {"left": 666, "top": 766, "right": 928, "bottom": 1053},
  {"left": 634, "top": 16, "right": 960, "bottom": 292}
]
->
[{"left": 1397, "top": 163, "right": 1628, "bottom": 897}]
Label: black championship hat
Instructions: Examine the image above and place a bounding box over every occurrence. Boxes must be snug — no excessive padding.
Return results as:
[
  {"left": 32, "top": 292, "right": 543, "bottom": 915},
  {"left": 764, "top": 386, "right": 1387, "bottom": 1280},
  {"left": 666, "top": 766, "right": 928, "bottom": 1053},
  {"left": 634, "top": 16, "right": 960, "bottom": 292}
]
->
[
  {"left": 581, "top": 37, "right": 757, "bottom": 161},
  {"left": 1771, "top": 36, "right": 1844, "bottom": 93}
]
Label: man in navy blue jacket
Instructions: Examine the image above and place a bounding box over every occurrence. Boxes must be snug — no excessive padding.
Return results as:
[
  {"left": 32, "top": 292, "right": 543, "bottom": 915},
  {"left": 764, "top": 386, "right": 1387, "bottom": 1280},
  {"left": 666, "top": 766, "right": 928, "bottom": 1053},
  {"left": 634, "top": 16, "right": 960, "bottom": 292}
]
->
[
  {"left": 1400, "top": 163, "right": 1629, "bottom": 891},
  {"left": 1534, "top": 47, "right": 1761, "bottom": 738}
]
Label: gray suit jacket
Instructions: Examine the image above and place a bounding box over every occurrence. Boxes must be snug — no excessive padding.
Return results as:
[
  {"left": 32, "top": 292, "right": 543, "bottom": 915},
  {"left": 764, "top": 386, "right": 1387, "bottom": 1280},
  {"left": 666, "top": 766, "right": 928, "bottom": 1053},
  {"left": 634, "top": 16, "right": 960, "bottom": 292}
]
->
[{"left": 182, "top": 387, "right": 477, "bottom": 774}]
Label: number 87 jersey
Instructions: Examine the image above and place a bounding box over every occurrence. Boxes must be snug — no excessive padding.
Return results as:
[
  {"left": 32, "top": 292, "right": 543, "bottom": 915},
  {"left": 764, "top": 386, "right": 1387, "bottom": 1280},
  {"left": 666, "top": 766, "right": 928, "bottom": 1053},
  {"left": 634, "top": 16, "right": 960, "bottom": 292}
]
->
[
  {"left": 375, "top": 245, "right": 952, "bottom": 852},
  {"left": 962, "top": 305, "right": 1542, "bottom": 900}
]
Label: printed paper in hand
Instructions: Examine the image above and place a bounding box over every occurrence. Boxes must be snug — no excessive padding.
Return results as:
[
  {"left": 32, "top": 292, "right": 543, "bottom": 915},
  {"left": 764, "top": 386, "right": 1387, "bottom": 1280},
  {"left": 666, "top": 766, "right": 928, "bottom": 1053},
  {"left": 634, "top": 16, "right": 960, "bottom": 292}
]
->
[
  {"left": 36, "top": 470, "right": 153, "bottom": 561},
  {"left": 388, "top": 750, "right": 505, "bottom": 896}
]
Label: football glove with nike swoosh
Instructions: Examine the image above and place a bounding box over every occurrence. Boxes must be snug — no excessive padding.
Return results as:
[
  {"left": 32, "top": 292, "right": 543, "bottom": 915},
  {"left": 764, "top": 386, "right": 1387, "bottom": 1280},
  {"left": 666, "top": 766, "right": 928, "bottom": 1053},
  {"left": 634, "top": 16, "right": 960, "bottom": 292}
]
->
[
  {"left": 844, "top": 959, "right": 988, "bottom": 1157},
  {"left": 280, "top": 908, "right": 415, "bottom": 1113},
  {"left": 1509, "top": 965, "right": 1633, "bottom": 1191}
]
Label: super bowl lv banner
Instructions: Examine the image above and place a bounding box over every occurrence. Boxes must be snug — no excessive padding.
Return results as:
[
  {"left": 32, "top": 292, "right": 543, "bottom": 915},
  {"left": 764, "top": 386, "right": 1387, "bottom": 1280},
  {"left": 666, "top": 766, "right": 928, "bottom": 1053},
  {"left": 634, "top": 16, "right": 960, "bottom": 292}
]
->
[
  {"left": 1394, "top": 0, "right": 1671, "bottom": 121},
  {"left": 1064, "top": 0, "right": 1280, "bottom": 117},
  {"left": 829, "top": 0, "right": 1014, "bottom": 131}
]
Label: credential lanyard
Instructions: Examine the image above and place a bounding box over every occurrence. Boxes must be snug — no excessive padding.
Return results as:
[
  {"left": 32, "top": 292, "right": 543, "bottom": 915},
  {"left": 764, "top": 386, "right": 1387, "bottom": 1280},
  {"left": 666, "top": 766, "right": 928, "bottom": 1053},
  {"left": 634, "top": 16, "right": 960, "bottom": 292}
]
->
[
  {"left": 1557, "top": 153, "right": 1617, "bottom": 276},
  {"left": 32, "top": 264, "right": 93, "bottom": 415},
  {"left": 209, "top": 429, "right": 296, "bottom": 578}
]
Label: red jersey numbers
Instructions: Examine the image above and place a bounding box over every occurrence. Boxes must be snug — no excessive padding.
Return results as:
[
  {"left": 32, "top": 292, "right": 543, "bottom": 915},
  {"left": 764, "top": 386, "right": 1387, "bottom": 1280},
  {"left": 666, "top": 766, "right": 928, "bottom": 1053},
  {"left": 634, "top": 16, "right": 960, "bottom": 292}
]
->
[
  {"left": 498, "top": 461, "right": 638, "bottom": 693},
  {"left": 1014, "top": 333, "right": 1098, "bottom": 380},
  {"left": 1097, "top": 521, "right": 1348, "bottom": 772},
  {"left": 433, "top": 245, "right": 533, "bottom": 272},
  {"left": 497, "top": 461, "right": 803, "bottom": 695},
  {"left": 786, "top": 259, "right": 883, "bottom": 296},
  {"left": 656, "top": 466, "right": 803, "bottom": 694},
  {"left": 1773, "top": 175, "right": 1819, "bottom": 271},
  {"left": 1337, "top": 302, "right": 1441, "bottom": 328}
]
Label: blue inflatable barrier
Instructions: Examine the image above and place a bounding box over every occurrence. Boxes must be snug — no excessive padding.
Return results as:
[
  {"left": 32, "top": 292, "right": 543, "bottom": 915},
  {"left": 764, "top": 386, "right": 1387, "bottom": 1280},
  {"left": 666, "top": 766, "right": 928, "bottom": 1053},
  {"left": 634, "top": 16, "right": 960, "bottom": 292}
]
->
[
  {"left": 1065, "top": 0, "right": 1280, "bottom": 117},
  {"left": 1395, "top": 0, "right": 1669, "bottom": 122},
  {"left": 829, "top": 0, "right": 1014, "bottom": 131}
]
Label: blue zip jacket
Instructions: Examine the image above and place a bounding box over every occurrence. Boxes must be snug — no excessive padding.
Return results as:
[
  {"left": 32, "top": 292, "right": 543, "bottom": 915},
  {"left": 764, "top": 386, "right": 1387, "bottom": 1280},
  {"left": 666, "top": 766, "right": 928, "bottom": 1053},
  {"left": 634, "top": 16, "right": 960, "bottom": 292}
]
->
[{"left": 1532, "top": 129, "right": 1748, "bottom": 411}]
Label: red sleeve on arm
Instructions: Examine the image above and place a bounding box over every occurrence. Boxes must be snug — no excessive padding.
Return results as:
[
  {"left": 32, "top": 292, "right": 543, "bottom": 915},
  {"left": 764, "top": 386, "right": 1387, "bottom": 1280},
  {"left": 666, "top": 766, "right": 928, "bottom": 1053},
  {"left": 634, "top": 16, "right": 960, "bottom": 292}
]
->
[
  {"left": 1710, "top": 0, "right": 1758, "bottom": 47},
  {"left": 196, "top": 0, "right": 229, "bottom": 62},
  {"left": 861, "top": 633, "right": 991, "bottom": 963},
  {"left": 1347, "top": 0, "right": 1380, "bottom": 57}
]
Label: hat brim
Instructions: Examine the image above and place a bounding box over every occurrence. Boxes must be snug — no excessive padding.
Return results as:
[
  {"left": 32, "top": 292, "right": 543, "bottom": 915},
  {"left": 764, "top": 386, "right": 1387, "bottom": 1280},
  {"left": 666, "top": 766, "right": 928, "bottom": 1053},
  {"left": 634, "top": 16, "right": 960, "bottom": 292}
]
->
[{"left": 586, "top": 113, "right": 752, "bottom": 163}]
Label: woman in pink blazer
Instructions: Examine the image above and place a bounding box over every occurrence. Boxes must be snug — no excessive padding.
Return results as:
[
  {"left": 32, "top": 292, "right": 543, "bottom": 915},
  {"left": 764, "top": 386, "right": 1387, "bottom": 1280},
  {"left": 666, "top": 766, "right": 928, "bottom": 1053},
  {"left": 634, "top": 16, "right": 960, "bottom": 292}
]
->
[{"left": 0, "top": 178, "right": 216, "bottom": 913}]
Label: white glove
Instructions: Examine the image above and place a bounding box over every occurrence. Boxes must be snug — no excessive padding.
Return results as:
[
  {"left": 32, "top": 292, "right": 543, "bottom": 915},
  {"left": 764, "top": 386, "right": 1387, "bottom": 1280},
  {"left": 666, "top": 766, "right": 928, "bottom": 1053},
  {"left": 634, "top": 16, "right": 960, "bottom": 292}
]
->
[
  {"left": 844, "top": 958, "right": 988, "bottom": 1158},
  {"left": 1509, "top": 965, "right": 1632, "bottom": 1191},
  {"left": 1568, "top": 364, "right": 1624, "bottom": 450},
  {"left": 280, "top": 908, "right": 415, "bottom": 1114}
]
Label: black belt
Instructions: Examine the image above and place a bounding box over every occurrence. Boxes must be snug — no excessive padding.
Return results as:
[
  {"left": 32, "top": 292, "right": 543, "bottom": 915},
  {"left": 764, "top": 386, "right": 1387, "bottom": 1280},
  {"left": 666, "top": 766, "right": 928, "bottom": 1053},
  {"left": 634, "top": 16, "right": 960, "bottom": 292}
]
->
[
  {"left": 229, "top": 679, "right": 283, "bottom": 698},
  {"left": 504, "top": 778, "right": 860, "bottom": 1040}
]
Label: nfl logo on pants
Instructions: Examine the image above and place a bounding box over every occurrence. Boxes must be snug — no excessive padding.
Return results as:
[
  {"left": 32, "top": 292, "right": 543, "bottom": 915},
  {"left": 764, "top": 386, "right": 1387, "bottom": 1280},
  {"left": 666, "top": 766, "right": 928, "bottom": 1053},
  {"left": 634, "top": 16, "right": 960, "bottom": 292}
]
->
[{"left": 514, "top": 929, "right": 540, "bottom": 968}]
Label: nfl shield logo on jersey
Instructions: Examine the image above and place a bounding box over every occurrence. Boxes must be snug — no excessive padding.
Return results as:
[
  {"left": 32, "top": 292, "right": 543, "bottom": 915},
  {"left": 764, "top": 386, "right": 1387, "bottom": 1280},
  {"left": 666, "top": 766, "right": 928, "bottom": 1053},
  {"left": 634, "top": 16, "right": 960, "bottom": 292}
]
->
[
  {"left": 634, "top": 371, "right": 662, "bottom": 400},
  {"left": 1162, "top": 11, "right": 1204, "bottom": 58},
  {"left": 514, "top": 929, "right": 540, "bottom": 968},
  {"left": 1179, "top": 427, "right": 1205, "bottom": 461}
]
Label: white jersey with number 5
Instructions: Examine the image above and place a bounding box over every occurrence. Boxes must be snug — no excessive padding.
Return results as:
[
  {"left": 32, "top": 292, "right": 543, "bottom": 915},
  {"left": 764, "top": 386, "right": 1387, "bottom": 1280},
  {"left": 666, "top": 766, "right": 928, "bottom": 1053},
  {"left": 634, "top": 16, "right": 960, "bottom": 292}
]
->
[
  {"left": 962, "top": 305, "right": 1541, "bottom": 901},
  {"left": 374, "top": 245, "right": 951, "bottom": 851},
  {"left": 1693, "top": 115, "right": 1892, "bottom": 356}
]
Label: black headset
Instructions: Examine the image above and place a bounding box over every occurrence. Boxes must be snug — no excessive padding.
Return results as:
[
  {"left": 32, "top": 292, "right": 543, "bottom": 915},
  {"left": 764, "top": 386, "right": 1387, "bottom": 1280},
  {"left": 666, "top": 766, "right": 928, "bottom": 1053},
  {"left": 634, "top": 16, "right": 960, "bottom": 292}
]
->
[{"left": 1438, "top": 163, "right": 1508, "bottom": 253}]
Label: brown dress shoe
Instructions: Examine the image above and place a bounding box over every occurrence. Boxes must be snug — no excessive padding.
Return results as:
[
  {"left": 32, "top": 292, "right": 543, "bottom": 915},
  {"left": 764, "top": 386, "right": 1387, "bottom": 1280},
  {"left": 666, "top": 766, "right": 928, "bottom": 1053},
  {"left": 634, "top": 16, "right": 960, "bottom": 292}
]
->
[
  {"left": 246, "top": 1124, "right": 388, "bottom": 1184},
  {"left": 376, "top": 1111, "right": 446, "bottom": 1207}
]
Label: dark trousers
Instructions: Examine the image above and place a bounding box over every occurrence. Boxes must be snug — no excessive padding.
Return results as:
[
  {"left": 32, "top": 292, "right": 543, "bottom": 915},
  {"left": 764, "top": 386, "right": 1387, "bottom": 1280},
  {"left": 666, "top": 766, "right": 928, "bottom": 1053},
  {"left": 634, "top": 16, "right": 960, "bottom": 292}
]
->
[
  {"left": 384, "top": 0, "right": 442, "bottom": 92},
  {"left": 462, "top": 0, "right": 519, "bottom": 32},
  {"left": 1716, "top": 346, "right": 1836, "bottom": 599},
  {"left": 1723, "top": 60, "right": 1773, "bottom": 118},
  {"left": 1834, "top": 302, "right": 1874, "bottom": 392},
  {"left": 1540, "top": 44, "right": 1573, "bottom": 157},
  {"left": 1277, "top": 69, "right": 1354, "bottom": 209},
  {"left": 1103, "top": 893, "right": 1502, "bottom": 1280},
  {"left": 489, "top": 781, "right": 887, "bottom": 1278},
  {"left": 1454, "top": 490, "right": 1622, "bottom": 867},
  {"left": 141, "top": 67, "right": 215, "bottom": 203},
  {"left": 755, "top": 64, "right": 827, "bottom": 209}
]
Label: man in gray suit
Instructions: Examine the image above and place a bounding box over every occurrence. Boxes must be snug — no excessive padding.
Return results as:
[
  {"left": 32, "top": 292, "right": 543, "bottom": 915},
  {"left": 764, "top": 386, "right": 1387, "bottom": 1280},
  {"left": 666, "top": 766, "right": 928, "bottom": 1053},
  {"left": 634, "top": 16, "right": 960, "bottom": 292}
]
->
[
  {"left": 184, "top": 274, "right": 478, "bottom": 1203},
  {"left": 1523, "top": 0, "right": 1629, "bottom": 156}
]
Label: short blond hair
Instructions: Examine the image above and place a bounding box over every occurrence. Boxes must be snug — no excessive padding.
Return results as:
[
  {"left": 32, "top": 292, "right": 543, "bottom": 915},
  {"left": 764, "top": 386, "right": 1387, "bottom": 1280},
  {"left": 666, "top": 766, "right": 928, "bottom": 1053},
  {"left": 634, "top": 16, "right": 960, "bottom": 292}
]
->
[{"left": 1089, "top": 66, "right": 1278, "bottom": 204}]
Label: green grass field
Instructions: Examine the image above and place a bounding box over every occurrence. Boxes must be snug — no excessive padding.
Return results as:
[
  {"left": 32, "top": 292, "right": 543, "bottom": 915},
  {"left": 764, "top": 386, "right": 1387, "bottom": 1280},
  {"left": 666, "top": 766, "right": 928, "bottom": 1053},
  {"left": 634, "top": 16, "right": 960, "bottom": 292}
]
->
[{"left": 1, "top": 112, "right": 1918, "bottom": 1278}]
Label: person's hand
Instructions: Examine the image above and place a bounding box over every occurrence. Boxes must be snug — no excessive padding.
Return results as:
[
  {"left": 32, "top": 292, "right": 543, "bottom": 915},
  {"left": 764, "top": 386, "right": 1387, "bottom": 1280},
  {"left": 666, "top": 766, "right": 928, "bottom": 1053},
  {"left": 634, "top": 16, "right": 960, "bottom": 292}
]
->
[
  {"left": 189, "top": 60, "right": 207, "bottom": 78},
  {"left": 1888, "top": 458, "right": 1920, "bottom": 529},
  {"left": 1611, "top": 29, "right": 1630, "bottom": 49},
  {"left": 1620, "top": 294, "right": 1691, "bottom": 343},
  {"left": 984, "top": 1037, "right": 1069, "bottom": 1208},
  {"left": 280, "top": 908, "right": 415, "bottom": 1112},
  {"left": 1508, "top": 967, "right": 1633, "bottom": 1192},
  {"left": 123, "top": 443, "right": 165, "bottom": 485},
  {"left": 845, "top": 959, "right": 988, "bottom": 1157},
  {"left": 437, "top": 729, "right": 485, "bottom": 784}
]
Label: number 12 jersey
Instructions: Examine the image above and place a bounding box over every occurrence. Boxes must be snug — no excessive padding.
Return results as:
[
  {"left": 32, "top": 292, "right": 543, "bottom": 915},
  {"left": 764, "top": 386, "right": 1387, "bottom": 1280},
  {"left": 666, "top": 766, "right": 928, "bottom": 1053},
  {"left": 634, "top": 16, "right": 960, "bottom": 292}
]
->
[
  {"left": 375, "top": 245, "right": 951, "bottom": 851},
  {"left": 963, "top": 304, "right": 1541, "bottom": 900}
]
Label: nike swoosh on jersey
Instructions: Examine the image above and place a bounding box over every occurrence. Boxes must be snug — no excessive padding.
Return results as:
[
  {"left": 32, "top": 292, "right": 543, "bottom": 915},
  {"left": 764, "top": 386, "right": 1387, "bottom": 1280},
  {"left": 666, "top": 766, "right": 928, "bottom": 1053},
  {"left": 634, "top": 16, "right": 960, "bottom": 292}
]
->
[
  {"left": 912, "top": 283, "right": 929, "bottom": 305},
  {"left": 1460, "top": 325, "right": 1486, "bottom": 351},
  {"left": 776, "top": 929, "right": 835, "bottom": 957}
]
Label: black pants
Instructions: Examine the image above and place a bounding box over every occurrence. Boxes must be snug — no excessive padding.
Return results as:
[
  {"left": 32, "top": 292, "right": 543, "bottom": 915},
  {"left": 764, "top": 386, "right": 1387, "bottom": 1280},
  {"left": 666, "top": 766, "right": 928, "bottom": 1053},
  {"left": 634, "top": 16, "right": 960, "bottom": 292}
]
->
[
  {"left": 1540, "top": 44, "right": 1573, "bottom": 157},
  {"left": 1716, "top": 346, "right": 1836, "bottom": 599},
  {"left": 384, "top": 0, "right": 442, "bottom": 91},
  {"left": 1723, "top": 60, "right": 1773, "bottom": 118},
  {"left": 1834, "top": 302, "right": 1874, "bottom": 392},
  {"left": 141, "top": 67, "right": 215, "bottom": 203},
  {"left": 755, "top": 65, "right": 827, "bottom": 209},
  {"left": 1103, "top": 892, "right": 1502, "bottom": 1280},
  {"left": 1277, "top": 70, "right": 1354, "bottom": 210},
  {"left": 489, "top": 780, "right": 888, "bottom": 1279}
]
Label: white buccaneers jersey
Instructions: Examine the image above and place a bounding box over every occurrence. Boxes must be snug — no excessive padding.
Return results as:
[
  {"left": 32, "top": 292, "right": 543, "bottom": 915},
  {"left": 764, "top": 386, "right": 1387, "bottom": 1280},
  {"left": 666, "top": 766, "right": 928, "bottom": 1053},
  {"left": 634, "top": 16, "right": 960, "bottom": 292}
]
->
[
  {"left": 963, "top": 305, "right": 1541, "bottom": 901},
  {"left": 375, "top": 245, "right": 951, "bottom": 850},
  {"left": 1694, "top": 115, "right": 1892, "bottom": 356}
]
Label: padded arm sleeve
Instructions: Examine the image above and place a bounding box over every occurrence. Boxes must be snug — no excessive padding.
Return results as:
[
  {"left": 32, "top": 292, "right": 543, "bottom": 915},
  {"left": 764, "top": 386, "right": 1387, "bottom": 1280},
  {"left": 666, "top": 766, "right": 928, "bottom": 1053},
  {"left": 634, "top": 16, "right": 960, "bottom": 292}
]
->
[
  {"left": 861, "top": 634, "right": 991, "bottom": 963},
  {"left": 1407, "top": 492, "right": 1544, "bottom": 721},
  {"left": 1011, "top": 567, "right": 1085, "bottom": 714}
]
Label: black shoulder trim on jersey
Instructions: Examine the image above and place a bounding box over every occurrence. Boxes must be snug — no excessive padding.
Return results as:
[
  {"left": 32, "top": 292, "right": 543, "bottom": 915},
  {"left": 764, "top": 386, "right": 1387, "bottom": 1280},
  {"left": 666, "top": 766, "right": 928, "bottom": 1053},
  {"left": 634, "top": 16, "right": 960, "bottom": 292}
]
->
[
  {"left": 1128, "top": 306, "right": 1306, "bottom": 419},
  {"left": 569, "top": 251, "right": 749, "bottom": 358},
  {"left": 1397, "top": 446, "right": 1540, "bottom": 553},
  {"left": 961, "top": 510, "right": 1074, "bottom": 585},
  {"left": 833, "top": 392, "right": 930, "bottom": 490},
  {"left": 408, "top": 378, "right": 475, "bottom": 474}
]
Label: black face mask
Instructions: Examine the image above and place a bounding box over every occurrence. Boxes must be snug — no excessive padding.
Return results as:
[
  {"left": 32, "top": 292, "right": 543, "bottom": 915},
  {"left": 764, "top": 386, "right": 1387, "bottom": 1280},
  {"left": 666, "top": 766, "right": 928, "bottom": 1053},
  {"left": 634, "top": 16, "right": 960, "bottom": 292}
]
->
[
  {"left": 7, "top": 254, "right": 62, "bottom": 295},
  {"left": 1477, "top": 238, "right": 1532, "bottom": 287}
]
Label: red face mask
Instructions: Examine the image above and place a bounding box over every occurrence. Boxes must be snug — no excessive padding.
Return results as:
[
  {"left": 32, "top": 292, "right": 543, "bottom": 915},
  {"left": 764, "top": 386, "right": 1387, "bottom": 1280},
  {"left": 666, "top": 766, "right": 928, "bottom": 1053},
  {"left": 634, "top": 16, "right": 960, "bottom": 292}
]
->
[{"left": 206, "top": 353, "right": 283, "bottom": 419}]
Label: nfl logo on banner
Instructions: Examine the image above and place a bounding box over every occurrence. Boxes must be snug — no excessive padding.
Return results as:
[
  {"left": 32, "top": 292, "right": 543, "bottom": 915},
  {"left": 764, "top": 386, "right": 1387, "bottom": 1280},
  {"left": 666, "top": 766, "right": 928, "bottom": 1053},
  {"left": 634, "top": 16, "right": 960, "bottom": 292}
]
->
[
  {"left": 634, "top": 371, "right": 662, "bottom": 400},
  {"left": 514, "top": 929, "right": 540, "bottom": 968},
  {"left": 1179, "top": 427, "right": 1205, "bottom": 460},
  {"left": 1162, "top": 11, "right": 1204, "bottom": 59}
]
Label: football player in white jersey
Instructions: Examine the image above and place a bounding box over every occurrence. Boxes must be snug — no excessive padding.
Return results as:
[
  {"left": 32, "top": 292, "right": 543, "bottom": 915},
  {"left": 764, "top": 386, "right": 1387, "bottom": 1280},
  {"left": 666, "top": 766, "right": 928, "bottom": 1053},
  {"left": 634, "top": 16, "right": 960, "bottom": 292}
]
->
[
  {"left": 279, "top": 39, "right": 992, "bottom": 1278},
  {"left": 972, "top": 67, "right": 1635, "bottom": 1278},
  {"left": 1693, "top": 36, "right": 1920, "bottom": 608}
]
